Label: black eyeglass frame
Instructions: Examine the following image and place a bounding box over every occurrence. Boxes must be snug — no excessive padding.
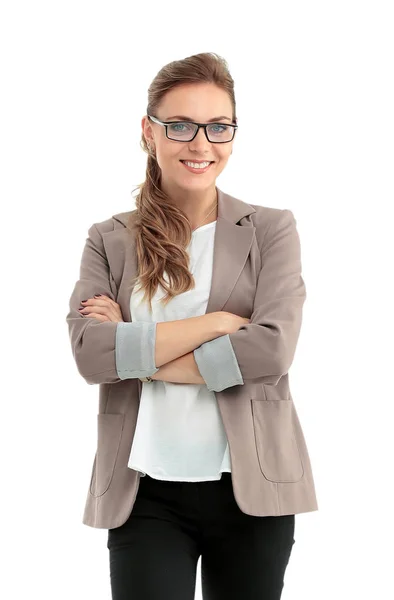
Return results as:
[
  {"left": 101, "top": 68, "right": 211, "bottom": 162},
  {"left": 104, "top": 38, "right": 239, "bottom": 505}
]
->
[{"left": 147, "top": 114, "right": 238, "bottom": 143}]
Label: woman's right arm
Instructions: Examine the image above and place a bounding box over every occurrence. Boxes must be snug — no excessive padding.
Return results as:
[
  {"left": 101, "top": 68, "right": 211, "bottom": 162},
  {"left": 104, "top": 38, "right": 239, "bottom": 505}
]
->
[{"left": 154, "top": 314, "right": 225, "bottom": 367}]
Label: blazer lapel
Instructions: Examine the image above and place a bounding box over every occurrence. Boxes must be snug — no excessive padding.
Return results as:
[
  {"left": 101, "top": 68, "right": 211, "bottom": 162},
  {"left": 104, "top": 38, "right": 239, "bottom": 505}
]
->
[{"left": 105, "top": 187, "right": 256, "bottom": 322}]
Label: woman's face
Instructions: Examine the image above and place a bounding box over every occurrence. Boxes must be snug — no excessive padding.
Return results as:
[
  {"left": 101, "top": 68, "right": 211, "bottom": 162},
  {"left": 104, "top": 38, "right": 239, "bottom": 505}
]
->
[{"left": 142, "top": 83, "right": 235, "bottom": 193}]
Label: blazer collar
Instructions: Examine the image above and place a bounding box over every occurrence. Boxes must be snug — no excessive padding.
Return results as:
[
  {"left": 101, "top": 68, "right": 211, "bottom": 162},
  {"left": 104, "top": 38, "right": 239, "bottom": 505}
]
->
[
  {"left": 105, "top": 187, "right": 257, "bottom": 322},
  {"left": 110, "top": 187, "right": 256, "bottom": 230}
]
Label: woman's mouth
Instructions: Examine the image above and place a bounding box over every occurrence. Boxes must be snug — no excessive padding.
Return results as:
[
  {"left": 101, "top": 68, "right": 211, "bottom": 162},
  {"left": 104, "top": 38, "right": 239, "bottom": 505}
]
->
[{"left": 180, "top": 160, "right": 214, "bottom": 174}]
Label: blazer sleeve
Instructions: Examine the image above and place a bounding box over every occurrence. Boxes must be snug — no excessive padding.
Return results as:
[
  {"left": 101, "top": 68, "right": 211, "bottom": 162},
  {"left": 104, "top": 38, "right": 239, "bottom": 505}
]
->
[
  {"left": 66, "top": 222, "right": 159, "bottom": 385},
  {"left": 193, "top": 209, "right": 306, "bottom": 391}
]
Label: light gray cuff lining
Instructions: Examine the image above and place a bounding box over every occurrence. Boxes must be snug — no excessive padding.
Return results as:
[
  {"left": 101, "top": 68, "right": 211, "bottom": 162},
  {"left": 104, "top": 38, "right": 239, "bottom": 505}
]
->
[
  {"left": 115, "top": 321, "right": 159, "bottom": 380},
  {"left": 193, "top": 334, "right": 244, "bottom": 392}
]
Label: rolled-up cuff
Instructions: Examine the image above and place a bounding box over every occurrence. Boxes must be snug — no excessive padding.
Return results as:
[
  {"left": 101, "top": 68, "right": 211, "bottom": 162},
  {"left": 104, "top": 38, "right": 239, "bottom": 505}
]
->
[
  {"left": 193, "top": 334, "right": 244, "bottom": 392},
  {"left": 115, "top": 321, "right": 159, "bottom": 380}
]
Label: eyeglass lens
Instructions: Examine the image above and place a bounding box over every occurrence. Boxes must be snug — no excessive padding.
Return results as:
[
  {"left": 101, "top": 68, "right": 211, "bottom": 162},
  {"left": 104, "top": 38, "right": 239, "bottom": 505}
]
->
[{"left": 167, "top": 122, "right": 234, "bottom": 142}]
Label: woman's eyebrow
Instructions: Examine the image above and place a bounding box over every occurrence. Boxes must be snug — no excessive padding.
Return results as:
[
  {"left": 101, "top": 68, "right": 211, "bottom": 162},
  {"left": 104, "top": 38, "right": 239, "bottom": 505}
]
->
[{"left": 165, "top": 115, "right": 232, "bottom": 122}]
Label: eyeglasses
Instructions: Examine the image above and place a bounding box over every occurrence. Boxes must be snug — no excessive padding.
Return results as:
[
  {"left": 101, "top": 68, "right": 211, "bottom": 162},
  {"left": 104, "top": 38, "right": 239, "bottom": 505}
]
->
[{"left": 147, "top": 114, "right": 237, "bottom": 143}]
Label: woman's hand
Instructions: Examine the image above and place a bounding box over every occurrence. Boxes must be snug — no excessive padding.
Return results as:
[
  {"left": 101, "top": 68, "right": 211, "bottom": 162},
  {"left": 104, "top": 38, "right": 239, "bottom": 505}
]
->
[
  {"left": 78, "top": 294, "right": 125, "bottom": 323},
  {"left": 216, "top": 311, "right": 251, "bottom": 335}
]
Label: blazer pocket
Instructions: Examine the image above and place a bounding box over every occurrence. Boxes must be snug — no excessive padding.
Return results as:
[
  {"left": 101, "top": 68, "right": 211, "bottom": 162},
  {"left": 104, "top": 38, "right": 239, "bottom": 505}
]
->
[
  {"left": 89, "top": 413, "right": 125, "bottom": 497},
  {"left": 251, "top": 399, "right": 304, "bottom": 483}
]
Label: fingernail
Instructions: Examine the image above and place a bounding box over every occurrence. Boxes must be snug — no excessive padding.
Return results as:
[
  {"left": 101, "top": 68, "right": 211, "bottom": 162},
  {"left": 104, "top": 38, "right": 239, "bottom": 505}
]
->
[
  {"left": 94, "top": 294, "right": 102, "bottom": 297},
  {"left": 81, "top": 299, "right": 87, "bottom": 303}
]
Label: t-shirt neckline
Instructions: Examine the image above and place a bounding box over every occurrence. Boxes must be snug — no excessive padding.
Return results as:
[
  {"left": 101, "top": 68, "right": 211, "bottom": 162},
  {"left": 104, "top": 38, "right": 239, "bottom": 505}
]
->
[{"left": 192, "top": 220, "right": 217, "bottom": 234}]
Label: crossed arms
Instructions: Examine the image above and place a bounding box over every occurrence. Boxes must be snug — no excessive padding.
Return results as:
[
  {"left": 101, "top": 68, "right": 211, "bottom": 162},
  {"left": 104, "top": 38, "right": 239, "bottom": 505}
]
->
[{"left": 66, "top": 209, "right": 305, "bottom": 392}]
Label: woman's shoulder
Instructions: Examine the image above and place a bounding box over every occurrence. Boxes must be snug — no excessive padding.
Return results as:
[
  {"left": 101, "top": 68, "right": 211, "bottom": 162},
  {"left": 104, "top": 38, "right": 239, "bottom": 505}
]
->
[
  {"left": 246, "top": 202, "right": 290, "bottom": 234},
  {"left": 88, "top": 209, "right": 136, "bottom": 235},
  {"left": 248, "top": 202, "right": 288, "bottom": 222},
  {"left": 246, "top": 203, "right": 296, "bottom": 254}
]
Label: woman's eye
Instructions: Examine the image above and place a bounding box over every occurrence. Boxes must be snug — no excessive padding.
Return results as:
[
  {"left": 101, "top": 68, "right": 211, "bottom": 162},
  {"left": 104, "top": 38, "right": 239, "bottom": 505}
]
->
[
  {"left": 170, "top": 123, "right": 190, "bottom": 132},
  {"left": 210, "top": 125, "right": 226, "bottom": 133}
]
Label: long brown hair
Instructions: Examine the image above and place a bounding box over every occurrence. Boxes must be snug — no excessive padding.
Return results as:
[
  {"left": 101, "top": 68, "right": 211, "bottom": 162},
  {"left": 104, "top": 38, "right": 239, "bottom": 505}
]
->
[{"left": 127, "top": 52, "right": 237, "bottom": 312}]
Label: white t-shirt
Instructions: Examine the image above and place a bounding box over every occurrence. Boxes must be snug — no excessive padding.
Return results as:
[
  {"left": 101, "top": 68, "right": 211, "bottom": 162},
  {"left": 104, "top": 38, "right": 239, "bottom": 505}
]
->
[{"left": 127, "top": 219, "right": 232, "bottom": 481}]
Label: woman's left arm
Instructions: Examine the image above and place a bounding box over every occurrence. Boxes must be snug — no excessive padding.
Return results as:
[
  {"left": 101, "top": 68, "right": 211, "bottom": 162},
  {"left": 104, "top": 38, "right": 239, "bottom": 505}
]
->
[{"left": 192, "top": 209, "right": 306, "bottom": 392}]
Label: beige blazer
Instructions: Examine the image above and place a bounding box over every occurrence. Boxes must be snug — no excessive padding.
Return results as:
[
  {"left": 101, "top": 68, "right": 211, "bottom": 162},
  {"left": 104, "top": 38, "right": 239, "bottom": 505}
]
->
[{"left": 66, "top": 187, "right": 318, "bottom": 529}]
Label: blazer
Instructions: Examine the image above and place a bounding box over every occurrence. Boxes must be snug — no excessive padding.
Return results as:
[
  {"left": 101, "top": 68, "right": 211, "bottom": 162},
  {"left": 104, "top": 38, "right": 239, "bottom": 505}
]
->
[{"left": 66, "top": 187, "right": 318, "bottom": 529}]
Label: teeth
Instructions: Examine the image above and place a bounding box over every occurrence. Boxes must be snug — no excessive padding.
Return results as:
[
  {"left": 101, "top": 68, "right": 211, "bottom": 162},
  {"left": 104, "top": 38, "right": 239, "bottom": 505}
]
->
[{"left": 182, "top": 161, "right": 211, "bottom": 169}]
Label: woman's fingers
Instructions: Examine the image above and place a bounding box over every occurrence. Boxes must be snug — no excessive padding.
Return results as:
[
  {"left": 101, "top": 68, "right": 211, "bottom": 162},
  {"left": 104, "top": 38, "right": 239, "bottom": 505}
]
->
[
  {"left": 93, "top": 294, "right": 118, "bottom": 308},
  {"left": 79, "top": 295, "right": 123, "bottom": 323},
  {"left": 85, "top": 312, "right": 109, "bottom": 322},
  {"left": 80, "top": 304, "right": 118, "bottom": 320},
  {"left": 81, "top": 295, "right": 111, "bottom": 308},
  {"left": 80, "top": 304, "right": 114, "bottom": 317}
]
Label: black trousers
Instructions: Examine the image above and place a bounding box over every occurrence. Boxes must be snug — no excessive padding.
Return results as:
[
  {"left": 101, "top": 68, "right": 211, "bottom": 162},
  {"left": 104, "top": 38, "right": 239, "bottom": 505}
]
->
[{"left": 107, "top": 472, "right": 295, "bottom": 600}]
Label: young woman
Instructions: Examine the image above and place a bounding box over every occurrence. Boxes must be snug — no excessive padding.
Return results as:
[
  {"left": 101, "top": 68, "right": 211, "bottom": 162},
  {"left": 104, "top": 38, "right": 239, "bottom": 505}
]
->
[{"left": 66, "top": 52, "right": 318, "bottom": 600}]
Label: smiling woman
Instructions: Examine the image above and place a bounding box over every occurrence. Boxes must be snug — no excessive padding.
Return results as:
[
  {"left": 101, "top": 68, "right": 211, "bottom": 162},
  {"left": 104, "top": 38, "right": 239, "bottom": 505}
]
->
[
  {"left": 133, "top": 60, "right": 238, "bottom": 309},
  {"left": 66, "top": 51, "right": 317, "bottom": 600}
]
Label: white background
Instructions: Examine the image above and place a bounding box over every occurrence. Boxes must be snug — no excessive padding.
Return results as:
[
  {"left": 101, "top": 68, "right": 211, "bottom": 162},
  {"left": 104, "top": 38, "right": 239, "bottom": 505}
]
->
[{"left": 1, "top": 1, "right": 393, "bottom": 598}]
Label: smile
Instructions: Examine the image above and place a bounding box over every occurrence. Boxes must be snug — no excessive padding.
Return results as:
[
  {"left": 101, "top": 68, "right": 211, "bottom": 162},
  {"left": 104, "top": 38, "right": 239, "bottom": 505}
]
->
[{"left": 180, "top": 160, "right": 214, "bottom": 173}]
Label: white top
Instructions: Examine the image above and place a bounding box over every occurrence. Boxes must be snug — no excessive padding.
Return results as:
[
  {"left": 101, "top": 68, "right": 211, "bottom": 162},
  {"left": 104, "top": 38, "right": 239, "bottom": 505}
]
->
[{"left": 127, "top": 220, "right": 232, "bottom": 481}]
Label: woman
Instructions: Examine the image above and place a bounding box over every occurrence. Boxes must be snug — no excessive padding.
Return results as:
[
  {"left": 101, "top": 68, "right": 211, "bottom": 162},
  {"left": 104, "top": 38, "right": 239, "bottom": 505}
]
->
[{"left": 66, "top": 52, "right": 318, "bottom": 600}]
